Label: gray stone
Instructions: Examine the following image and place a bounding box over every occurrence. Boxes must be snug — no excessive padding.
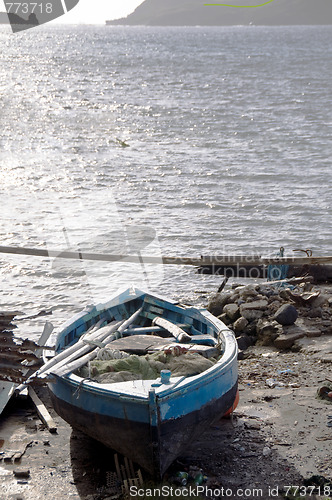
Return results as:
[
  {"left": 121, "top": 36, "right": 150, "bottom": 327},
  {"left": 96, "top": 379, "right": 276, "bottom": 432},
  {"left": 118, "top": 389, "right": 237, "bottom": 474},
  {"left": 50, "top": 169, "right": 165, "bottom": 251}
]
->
[
  {"left": 306, "top": 327, "right": 322, "bottom": 338},
  {"left": 259, "top": 286, "right": 278, "bottom": 298},
  {"left": 233, "top": 316, "right": 249, "bottom": 333},
  {"left": 256, "top": 320, "right": 281, "bottom": 346},
  {"left": 267, "top": 300, "right": 284, "bottom": 315},
  {"left": 236, "top": 334, "right": 253, "bottom": 351},
  {"left": 240, "top": 299, "right": 268, "bottom": 311},
  {"left": 240, "top": 308, "right": 264, "bottom": 321},
  {"left": 227, "top": 293, "right": 240, "bottom": 304},
  {"left": 217, "top": 312, "right": 233, "bottom": 325},
  {"left": 307, "top": 307, "right": 322, "bottom": 318},
  {"left": 238, "top": 285, "right": 259, "bottom": 299},
  {"left": 207, "top": 292, "right": 233, "bottom": 316},
  {"left": 311, "top": 294, "right": 329, "bottom": 308},
  {"left": 274, "top": 304, "right": 298, "bottom": 326},
  {"left": 13, "top": 469, "right": 30, "bottom": 479},
  {"left": 255, "top": 294, "right": 267, "bottom": 301},
  {"left": 274, "top": 325, "right": 306, "bottom": 349},
  {"left": 223, "top": 303, "right": 240, "bottom": 321},
  {"left": 243, "top": 320, "right": 259, "bottom": 336},
  {"left": 237, "top": 350, "right": 245, "bottom": 360}
]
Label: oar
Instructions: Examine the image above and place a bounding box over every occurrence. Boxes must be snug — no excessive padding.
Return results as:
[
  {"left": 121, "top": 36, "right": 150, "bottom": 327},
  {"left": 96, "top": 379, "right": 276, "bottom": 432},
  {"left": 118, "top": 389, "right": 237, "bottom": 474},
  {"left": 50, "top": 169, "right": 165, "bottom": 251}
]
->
[
  {"left": 51, "top": 306, "right": 144, "bottom": 377},
  {"left": 36, "top": 321, "right": 123, "bottom": 380}
]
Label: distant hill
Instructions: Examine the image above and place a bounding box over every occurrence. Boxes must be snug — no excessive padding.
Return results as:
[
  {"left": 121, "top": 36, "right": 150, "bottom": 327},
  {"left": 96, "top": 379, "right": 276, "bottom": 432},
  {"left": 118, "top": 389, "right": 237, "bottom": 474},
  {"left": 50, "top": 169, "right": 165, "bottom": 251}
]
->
[{"left": 107, "top": 0, "right": 332, "bottom": 26}]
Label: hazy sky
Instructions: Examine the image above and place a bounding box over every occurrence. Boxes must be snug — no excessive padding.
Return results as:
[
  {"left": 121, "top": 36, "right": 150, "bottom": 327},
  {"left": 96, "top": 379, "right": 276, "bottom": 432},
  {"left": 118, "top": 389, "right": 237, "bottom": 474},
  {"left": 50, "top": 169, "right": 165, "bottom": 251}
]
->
[{"left": 0, "top": 0, "right": 145, "bottom": 24}]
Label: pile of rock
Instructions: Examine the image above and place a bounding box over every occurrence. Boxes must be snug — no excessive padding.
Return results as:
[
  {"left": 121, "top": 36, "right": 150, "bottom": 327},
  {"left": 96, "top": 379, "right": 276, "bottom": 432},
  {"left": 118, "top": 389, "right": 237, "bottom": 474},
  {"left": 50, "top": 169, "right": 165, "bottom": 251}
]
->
[{"left": 207, "top": 282, "right": 332, "bottom": 355}]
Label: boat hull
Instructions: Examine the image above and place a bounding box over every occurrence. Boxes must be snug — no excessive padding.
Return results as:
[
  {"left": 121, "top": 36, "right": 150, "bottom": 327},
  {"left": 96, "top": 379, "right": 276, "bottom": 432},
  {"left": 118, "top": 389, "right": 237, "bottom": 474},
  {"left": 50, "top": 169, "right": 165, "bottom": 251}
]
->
[{"left": 49, "top": 379, "right": 237, "bottom": 476}]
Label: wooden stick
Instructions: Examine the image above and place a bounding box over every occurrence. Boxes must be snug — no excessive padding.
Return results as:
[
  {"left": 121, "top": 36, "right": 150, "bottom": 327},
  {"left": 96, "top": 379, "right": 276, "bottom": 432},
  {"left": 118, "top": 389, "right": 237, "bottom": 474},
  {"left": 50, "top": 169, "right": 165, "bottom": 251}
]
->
[
  {"left": 28, "top": 387, "right": 57, "bottom": 433},
  {"left": 152, "top": 317, "right": 191, "bottom": 343},
  {"left": 256, "top": 275, "right": 314, "bottom": 286},
  {"left": 1, "top": 244, "right": 331, "bottom": 267}
]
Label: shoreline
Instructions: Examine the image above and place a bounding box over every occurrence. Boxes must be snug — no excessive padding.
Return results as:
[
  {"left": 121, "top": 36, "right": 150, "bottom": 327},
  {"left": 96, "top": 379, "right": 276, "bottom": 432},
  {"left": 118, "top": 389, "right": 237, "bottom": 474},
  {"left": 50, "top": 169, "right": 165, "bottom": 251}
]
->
[{"left": 0, "top": 282, "right": 331, "bottom": 499}]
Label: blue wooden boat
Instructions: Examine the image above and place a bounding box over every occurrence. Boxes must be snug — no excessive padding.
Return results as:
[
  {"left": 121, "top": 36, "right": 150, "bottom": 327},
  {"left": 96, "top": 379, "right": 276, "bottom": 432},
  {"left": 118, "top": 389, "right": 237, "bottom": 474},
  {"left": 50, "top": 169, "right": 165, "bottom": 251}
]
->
[{"left": 44, "top": 287, "right": 238, "bottom": 477}]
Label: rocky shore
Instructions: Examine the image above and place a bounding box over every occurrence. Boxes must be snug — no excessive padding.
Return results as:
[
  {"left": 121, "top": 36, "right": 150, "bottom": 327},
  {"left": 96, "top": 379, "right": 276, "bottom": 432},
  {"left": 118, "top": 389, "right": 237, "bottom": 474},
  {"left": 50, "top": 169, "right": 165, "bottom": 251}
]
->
[{"left": 207, "top": 279, "right": 332, "bottom": 358}]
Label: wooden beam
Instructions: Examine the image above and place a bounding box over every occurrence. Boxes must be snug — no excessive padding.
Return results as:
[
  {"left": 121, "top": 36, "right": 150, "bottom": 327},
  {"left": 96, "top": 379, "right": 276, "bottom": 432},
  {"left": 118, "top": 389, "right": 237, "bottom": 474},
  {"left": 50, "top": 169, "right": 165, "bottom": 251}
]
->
[
  {"left": 0, "top": 244, "right": 331, "bottom": 267},
  {"left": 28, "top": 387, "right": 57, "bottom": 433}
]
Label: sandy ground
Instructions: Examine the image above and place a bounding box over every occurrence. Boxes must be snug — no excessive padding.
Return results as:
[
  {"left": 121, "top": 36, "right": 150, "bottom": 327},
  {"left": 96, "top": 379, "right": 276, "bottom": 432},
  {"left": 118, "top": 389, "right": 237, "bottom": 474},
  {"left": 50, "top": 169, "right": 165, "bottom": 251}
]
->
[{"left": 0, "top": 306, "right": 331, "bottom": 499}]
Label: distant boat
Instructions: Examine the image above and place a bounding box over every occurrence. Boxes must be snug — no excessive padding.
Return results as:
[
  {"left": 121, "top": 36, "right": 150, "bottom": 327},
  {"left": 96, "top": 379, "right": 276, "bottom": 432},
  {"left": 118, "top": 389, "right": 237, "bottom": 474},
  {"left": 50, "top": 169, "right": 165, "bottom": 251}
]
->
[{"left": 43, "top": 287, "right": 238, "bottom": 477}]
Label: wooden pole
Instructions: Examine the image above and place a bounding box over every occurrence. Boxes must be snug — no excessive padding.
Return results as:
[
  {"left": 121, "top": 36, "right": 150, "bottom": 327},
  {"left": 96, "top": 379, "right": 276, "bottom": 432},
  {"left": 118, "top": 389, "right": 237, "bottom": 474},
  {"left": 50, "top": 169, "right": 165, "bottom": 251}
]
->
[{"left": 0, "top": 244, "right": 331, "bottom": 267}]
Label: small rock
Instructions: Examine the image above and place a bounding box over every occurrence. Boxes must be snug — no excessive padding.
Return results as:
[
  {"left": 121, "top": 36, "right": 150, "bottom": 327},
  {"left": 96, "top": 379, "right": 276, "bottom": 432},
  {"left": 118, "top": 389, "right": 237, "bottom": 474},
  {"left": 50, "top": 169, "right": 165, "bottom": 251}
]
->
[
  {"left": 274, "top": 304, "right": 298, "bottom": 326},
  {"left": 240, "top": 309, "right": 264, "bottom": 321},
  {"left": 244, "top": 421, "right": 261, "bottom": 430},
  {"left": 274, "top": 325, "right": 306, "bottom": 349},
  {"left": 240, "top": 300, "right": 268, "bottom": 311},
  {"left": 217, "top": 313, "right": 233, "bottom": 325},
  {"left": 243, "top": 320, "right": 259, "bottom": 336},
  {"left": 306, "top": 327, "right": 322, "bottom": 338},
  {"left": 237, "top": 350, "right": 245, "bottom": 360},
  {"left": 236, "top": 334, "right": 253, "bottom": 351},
  {"left": 208, "top": 292, "right": 233, "bottom": 316},
  {"left": 238, "top": 285, "right": 259, "bottom": 299},
  {"left": 268, "top": 300, "right": 284, "bottom": 315},
  {"left": 13, "top": 469, "right": 30, "bottom": 479},
  {"left": 262, "top": 446, "right": 272, "bottom": 457},
  {"left": 311, "top": 294, "right": 329, "bottom": 308},
  {"left": 233, "top": 316, "right": 249, "bottom": 333},
  {"left": 256, "top": 320, "right": 281, "bottom": 346},
  {"left": 227, "top": 293, "right": 240, "bottom": 304},
  {"left": 223, "top": 303, "right": 240, "bottom": 321},
  {"left": 307, "top": 307, "right": 322, "bottom": 318}
]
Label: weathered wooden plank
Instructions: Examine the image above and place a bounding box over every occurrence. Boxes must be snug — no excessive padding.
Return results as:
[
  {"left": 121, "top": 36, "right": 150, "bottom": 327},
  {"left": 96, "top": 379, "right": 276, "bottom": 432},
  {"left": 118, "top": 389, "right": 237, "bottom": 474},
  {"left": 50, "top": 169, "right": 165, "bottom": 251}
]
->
[{"left": 28, "top": 387, "right": 57, "bottom": 433}]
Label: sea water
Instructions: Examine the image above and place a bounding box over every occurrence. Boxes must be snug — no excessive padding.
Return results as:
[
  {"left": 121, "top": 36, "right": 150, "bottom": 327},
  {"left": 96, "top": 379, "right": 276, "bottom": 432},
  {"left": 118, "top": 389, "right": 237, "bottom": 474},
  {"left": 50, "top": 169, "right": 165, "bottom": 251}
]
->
[{"left": 0, "top": 25, "right": 331, "bottom": 338}]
